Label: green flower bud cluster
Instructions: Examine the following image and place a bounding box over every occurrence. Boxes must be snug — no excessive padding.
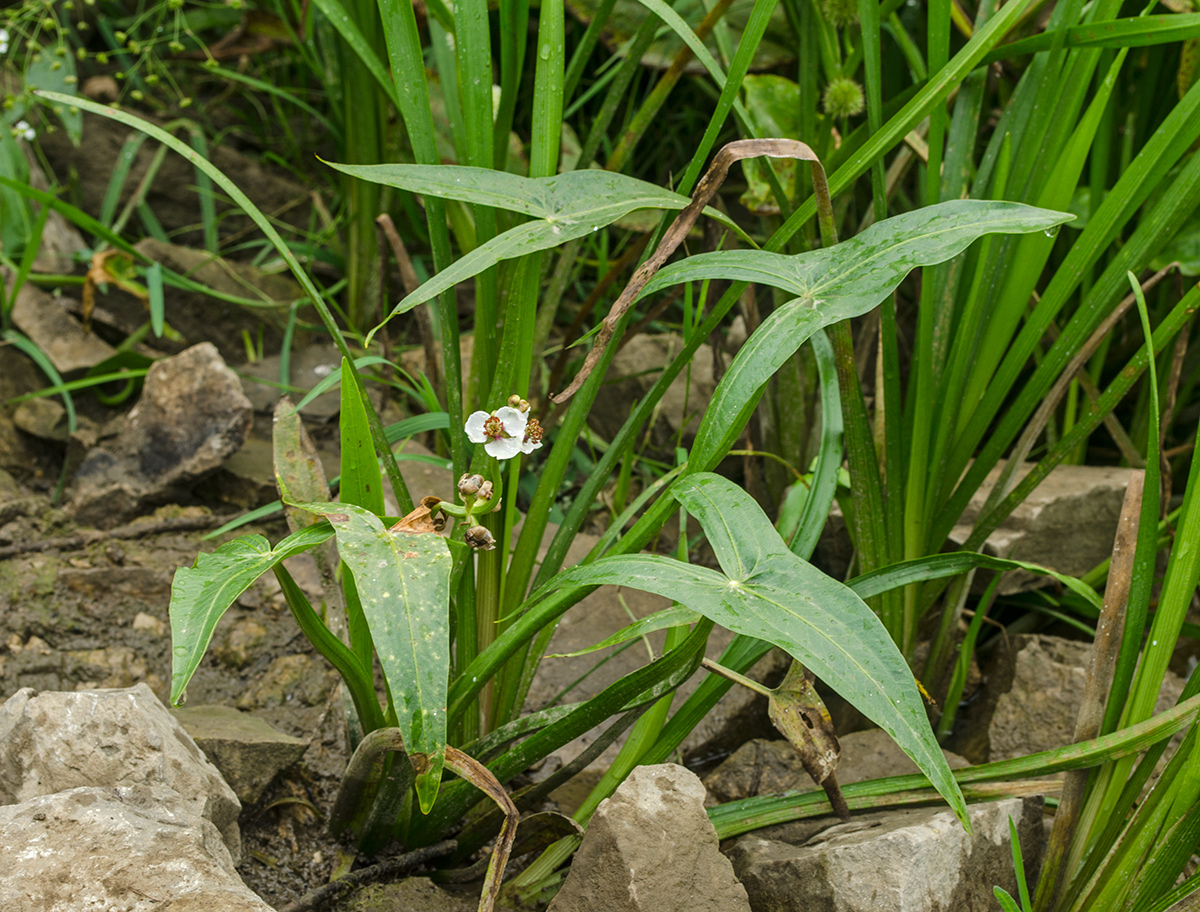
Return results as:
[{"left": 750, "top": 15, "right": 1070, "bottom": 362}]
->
[
  {"left": 820, "top": 0, "right": 859, "bottom": 28},
  {"left": 823, "top": 77, "right": 866, "bottom": 118}
]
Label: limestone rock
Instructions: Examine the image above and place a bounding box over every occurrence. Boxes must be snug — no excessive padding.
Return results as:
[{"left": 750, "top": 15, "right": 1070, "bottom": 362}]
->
[
  {"left": 173, "top": 705, "right": 309, "bottom": 805},
  {"left": 548, "top": 763, "right": 751, "bottom": 912},
  {"left": 0, "top": 785, "right": 272, "bottom": 912},
  {"left": 818, "top": 463, "right": 1133, "bottom": 596},
  {"left": 950, "top": 462, "right": 1132, "bottom": 594},
  {"left": 0, "top": 683, "right": 241, "bottom": 860},
  {"left": 130, "top": 239, "right": 299, "bottom": 363},
  {"left": 71, "top": 343, "right": 253, "bottom": 525},
  {"left": 13, "top": 397, "right": 70, "bottom": 442},
  {"left": 728, "top": 796, "right": 1044, "bottom": 912},
  {"left": 240, "top": 344, "right": 344, "bottom": 419},
  {"left": 11, "top": 283, "right": 116, "bottom": 373},
  {"left": 0, "top": 466, "right": 39, "bottom": 524},
  {"left": 704, "top": 729, "right": 969, "bottom": 806},
  {"left": 950, "top": 634, "right": 1185, "bottom": 764}
]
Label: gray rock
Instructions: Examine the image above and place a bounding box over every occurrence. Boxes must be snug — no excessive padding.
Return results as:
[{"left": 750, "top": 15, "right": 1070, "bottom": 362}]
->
[
  {"left": 728, "top": 796, "right": 1043, "bottom": 912},
  {"left": 11, "top": 283, "right": 117, "bottom": 373},
  {"left": 704, "top": 729, "right": 970, "bottom": 806},
  {"left": 0, "top": 345, "right": 45, "bottom": 475},
  {"left": 951, "top": 634, "right": 1185, "bottom": 764},
  {"left": 0, "top": 466, "right": 39, "bottom": 524},
  {"left": 950, "top": 462, "right": 1132, "bottom": 594},
  {"left": 172, "top": 705, "right": 309, "bottom": 805},
  {"left": 71, "top": 343, "right": 253, "bottom": 525},
  {"left": 548, "top": 763, "right": 752, "bottom": 912},
  {"left": 0, "top": 683, "right": 242, "bottom": 860},
  {"left": 62, "top": 645, "right": 149, "bottom": 689},
  {"left": 13, "top": 397, "right": 70, "bottom": 442},
  {"left": 0, "top": 785, "right": 272, "bottom": 912},
  {"left": 129, "top": 239, "right": 299, "bottom": 364},
  {"left": 818, "top": 463, "right": 1132, "bottom": 596}
]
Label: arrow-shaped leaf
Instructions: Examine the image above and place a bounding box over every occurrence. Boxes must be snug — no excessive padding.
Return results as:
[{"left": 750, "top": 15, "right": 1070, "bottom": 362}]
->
[
  {"left": 636, "top": 199, "right": 1074, "bottom": 469},
  {"left": 320, "top": 162, "right": 739, "bottom": 333},
  {"left": 293, "top": 501, "right": 452, "bottom": 814},
  {"left": 169, "top": 522, "right": 335, "bottom": 705},
  {"left": 544, "top": 472, "right": 970, "bottom": 827}
]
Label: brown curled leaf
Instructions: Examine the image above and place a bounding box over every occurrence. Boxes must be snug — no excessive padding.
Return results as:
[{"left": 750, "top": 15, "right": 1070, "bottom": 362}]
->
[{"left": 391, "top": 495, "right": 444, "bottom": 534}]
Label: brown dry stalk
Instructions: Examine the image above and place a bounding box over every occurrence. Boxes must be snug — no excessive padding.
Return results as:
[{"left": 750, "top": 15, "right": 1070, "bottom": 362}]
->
[
  {"left": 1034, "top": 470, "right": 1144, "bottom": 911},
  {"left": 377, "top": 213, "right": 442, "bottom": 403},
  {"left": 442, "top": 746, "right": 519, "bottom": 912},
  {"left": 552, "top": 138, "right": 832, "bottom": 404}
]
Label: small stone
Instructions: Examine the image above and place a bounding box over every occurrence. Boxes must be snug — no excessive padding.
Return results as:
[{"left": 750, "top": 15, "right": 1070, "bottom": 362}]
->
[
  {"left": 71, "top": 343, "right": 253, "bottom": 527},
  {"left": 0, "top": 467, "right": 33, "bottom": 524},
  {"left": 11, "top": 284, "right": 116, "bottom": 374},
  {"left": 0, "top": 684, "right": 241, "bottom": 861},
  {"left": 949, "top": 634, "right": 1185, "bottom": 763},
  {"left": 13, "top": 398, "right": 69, "bottom": 442},
  {"left": 23, "top": 636, "right": 52, "bottom": 655},
  {"left": 0, "top": 786, "right": 272, "bottom": 912},
  {"left": 950, "top": 462, "right": 1132, "bottom": 595},
  {"left": 728, "top": 796, "right": 1044, "bottom": 912},
  {"left": 215, "top": 618, "right": 268, "bottom": 669},
  {"left": 172, "top": 705, "right": 309, "bottom": 805},
  {"left": 132, "top": 611, "right": 167, "bottom": 636},
  {"left": 703, "top": 729, "right": 970, "bottom": 806},
  {"left": 549, "top": 763, "right": 751, "bottom": 912}
]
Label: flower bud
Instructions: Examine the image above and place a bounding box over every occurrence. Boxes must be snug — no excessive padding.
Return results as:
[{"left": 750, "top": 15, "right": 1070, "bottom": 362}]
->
[
  {"left": 476, "top": 481, "right": 494, "bottom": 501},
  {"left": 820, "top": 0, "right": 859, "bottom": 27},
  {"left": 457, "top": 473, "right": 485, "bottom": 496},
  {"left": 465, "top": 525, "right": 496, "bottom": 551},
  {"left": 507, "top": 394, "right": 522, "bottom": 408},
  {"left": 822, "top": 78, "right": 865, "bottom": 119}
]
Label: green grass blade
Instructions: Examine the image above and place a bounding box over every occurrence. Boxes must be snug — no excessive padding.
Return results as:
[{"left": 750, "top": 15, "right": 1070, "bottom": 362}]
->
[
  {"left": 981, "top": 14, "right": 1200, "bottom": 64},
  {"left": 788, "top": 329, "right": 842, "bottom": 561}
]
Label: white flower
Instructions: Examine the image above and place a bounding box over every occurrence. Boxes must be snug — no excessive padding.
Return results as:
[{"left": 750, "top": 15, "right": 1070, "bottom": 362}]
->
[
  {"left": 0, "top": 30, "right": 9, "bottom": 55},
  {"left": 14, "top": 120, "right": 34, "bottom": 142},
  {"left": 465, "top": 406, "right": 527, "bottom": 460}
]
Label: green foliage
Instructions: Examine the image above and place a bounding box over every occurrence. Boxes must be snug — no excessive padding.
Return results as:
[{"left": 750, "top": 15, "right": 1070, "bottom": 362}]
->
[
  {"left": 549, "top": 472, "right": 967, "bottom": 822},
  {"left": 15, "top": 0, "right": 1200, "bottom": 904}
]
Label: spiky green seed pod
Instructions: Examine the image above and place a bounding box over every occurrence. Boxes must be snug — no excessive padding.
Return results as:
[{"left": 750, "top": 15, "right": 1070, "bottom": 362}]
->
[
  {"left": 820, "top": 0, "right": 859, "bottom": 28},
  {"left": 822, "top": 77, "right": 865, "bottom": 118}
]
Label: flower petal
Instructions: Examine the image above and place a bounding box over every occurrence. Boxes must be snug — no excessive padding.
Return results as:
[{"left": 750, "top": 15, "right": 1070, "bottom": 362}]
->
[
  {"left": 464, "top": 411, "right": 490, "bottom": 443},
  {"left": 494, "top": 406, "right": 527, "bottom": 437},
  {"left": 485, "top": 436, "right": 523, "bottom": 460},
  {"left": 520, "top": 438, "right": 543, "bottom": 454}
]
